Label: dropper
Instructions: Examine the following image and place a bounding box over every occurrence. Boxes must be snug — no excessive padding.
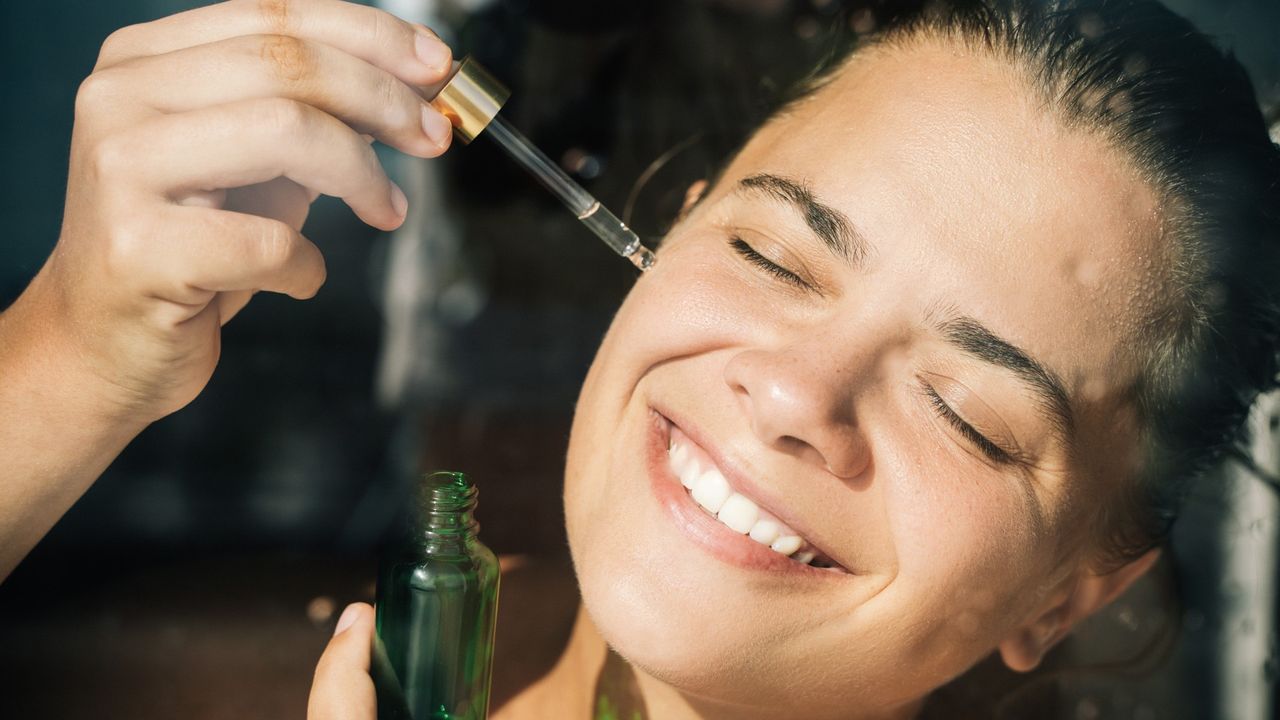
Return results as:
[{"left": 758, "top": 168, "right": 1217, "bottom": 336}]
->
[{"left": 430, "top": 57, "right": 656, "bottom": 271}]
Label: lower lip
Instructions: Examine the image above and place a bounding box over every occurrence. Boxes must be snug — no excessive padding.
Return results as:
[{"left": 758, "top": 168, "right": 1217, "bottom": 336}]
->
[{"left": 645, "top": 410, "right": 840, "bottom": 577}]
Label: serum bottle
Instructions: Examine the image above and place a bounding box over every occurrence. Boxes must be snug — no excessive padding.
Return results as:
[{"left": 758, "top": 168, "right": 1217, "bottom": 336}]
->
[{"left": 373, "top": 471, "right": 501, "bottom": 720}]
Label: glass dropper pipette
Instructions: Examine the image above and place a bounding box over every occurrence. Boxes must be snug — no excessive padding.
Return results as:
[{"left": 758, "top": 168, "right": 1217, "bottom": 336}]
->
[{"left": 430, "top": 57, "right": 656, "bottom": 271}]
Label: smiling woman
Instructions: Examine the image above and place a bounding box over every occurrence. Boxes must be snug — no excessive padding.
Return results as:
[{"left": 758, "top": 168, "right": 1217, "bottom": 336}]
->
[
  {"left": 554, "top": 0, "right": 1280, "bottom": 718},
  {"left": 1, "top": 0, "right": 1277, "bottom": 718}
]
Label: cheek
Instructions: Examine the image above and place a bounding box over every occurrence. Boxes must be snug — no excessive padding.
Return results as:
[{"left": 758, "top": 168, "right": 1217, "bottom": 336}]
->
[
  {"left": 565, "top": 237, "right": 739, "bottom": 538},
  {"left": 876, "top": 439, "right": 1056, "bottom": 652},
  {"left": 616, "top": 235, "right": 766, "bottom": 364}
]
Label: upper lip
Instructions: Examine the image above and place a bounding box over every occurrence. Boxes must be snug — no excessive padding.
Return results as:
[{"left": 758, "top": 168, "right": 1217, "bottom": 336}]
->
[{"left": 655, "top": 404, "right": 850, "bottom": 573}]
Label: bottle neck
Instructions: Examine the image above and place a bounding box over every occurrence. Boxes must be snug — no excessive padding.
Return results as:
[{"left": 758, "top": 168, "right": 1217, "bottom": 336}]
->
[{"left": 411, "top": 471, "right": 481, "bottom": 552}]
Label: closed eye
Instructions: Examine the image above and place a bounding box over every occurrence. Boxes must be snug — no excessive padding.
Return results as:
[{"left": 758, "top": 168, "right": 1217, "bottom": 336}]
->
[
  {"left": 729, "top": 237, "right": 812, "bottom": 290},
  {"left": 920, "top": 382, "right": 1015, "bottom": 465}
]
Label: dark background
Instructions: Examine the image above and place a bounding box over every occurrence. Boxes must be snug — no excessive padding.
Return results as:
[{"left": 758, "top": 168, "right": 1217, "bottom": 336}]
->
[{"left": 1, "top": 1, "right": 1277, "bottom": 717}]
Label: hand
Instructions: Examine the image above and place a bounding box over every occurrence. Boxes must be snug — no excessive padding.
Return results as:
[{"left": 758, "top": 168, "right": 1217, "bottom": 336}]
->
[
  {"left": 309, "top": 603, "right": 377, "bottom": 720},
  {"left": 9, "top": 0, "right": 455, "bottom": 427}
]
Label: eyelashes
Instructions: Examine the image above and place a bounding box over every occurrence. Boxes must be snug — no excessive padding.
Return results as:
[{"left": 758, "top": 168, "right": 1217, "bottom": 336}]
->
[
  {"left": 920, "top": 382, "right": 1014, "bottom": 465},
  {"left": 729, "top": 235, "right": 1017, "bottom": 469},
  {"left": 729, "top": 236, "right": 811, "bottom": 290}
]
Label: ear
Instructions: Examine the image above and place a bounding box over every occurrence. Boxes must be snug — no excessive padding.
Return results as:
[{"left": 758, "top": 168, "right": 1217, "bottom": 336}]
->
[
  {"left": 997, "top": 549, "right": 1160, "bottom": 672},
  {"left": 678, "top": 180, "right": 709, "bottom": 219}
]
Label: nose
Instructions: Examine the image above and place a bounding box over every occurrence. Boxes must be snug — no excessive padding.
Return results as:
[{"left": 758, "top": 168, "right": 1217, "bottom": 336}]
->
[{"left": 723, "top": 344, "right": 871, "bottom": 479}]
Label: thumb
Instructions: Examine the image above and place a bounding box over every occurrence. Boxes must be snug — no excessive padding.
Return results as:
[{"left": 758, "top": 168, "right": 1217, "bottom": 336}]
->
[{"left": 308, "top": 603, "right": 377, "bottom": 720}]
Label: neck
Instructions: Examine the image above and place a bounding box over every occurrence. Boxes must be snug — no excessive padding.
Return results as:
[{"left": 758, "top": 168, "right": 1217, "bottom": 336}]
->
[{"left": 535, "top": 607, "right": 923, "bottom": 720}]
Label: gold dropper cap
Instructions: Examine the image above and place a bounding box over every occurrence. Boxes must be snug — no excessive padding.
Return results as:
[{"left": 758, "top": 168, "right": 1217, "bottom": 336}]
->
[{"left": 430, "top": 56, "right": 510, "bottom": 144}]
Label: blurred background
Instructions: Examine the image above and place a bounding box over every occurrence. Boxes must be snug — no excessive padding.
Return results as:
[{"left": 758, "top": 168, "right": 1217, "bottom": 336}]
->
[{"left": 0, "top": 0, "right": 1276, "bottom": 717}]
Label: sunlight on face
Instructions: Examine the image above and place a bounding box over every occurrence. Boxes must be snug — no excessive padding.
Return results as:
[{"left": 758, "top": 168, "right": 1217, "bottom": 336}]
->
[{"left": 564, "top": 39, "right": 1168, "bottom": 718}]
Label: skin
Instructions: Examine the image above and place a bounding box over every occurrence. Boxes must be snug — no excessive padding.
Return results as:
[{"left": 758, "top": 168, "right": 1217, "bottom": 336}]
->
[
  {"left": 549, "top": 39, "right": 1166, "bottom": 719},
  {"left": 1, "top": 2, "right": 1170, "bottom": 717}
]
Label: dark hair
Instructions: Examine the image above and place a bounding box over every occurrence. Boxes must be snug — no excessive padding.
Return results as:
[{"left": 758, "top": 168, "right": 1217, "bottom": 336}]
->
[{"left": 772, "top": 0, "right": 1280, "bottom": 567}]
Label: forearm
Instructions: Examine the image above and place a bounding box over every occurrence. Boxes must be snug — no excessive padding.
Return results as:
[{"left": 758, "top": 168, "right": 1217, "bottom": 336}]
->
[{"left": 0, "top": 274, "right": 147, "bottom": 580}]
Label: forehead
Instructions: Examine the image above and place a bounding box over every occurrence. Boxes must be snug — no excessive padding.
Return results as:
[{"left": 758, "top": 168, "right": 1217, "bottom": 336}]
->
[{"left": 721, "top": 39, "right": 1171, "bottom": 409}]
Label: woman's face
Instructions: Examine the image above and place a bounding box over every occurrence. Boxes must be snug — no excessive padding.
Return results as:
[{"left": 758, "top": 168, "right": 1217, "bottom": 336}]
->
[{"left": 564, "top": 40, "right": 1168, "bottom": 717}]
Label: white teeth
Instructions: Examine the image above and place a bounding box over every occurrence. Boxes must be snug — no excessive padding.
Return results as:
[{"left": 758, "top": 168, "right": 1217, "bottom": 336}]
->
[
  {"left": 690, "top": 469, "right": 732, "bottom": 514},
  {"left": 679, "top": 463, "right": 701, "bottom": 490},
  {"left": 748, "top": 520, "right": 781, "bottom": 546},
  {"left": 669, "top": 436, "right": 824, "bottom": 568},
  {"left": 670, "top": 443, "right": 690, "bottom": 475},
  {"left": 770, "top": 535, "right": 804, "bottom": 556},
  {"left": 716, "top": 494, "right": 759, "bottom": 534}
]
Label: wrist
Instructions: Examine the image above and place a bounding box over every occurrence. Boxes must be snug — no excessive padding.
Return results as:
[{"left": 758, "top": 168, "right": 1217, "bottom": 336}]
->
[{"left": 0, "top": 267, "right": 152, "bottom": 438}]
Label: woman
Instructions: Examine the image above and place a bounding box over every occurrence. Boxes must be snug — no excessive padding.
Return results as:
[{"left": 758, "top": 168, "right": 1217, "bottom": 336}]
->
[{"left": 1, "top": 0, "right": 1276, "bottom": 718}]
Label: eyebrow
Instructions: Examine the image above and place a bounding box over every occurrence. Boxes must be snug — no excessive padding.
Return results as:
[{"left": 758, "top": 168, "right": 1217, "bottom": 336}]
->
[
  {"left": 935, "top": 314, "right": 1075, "bottom": 442},
  {"left": 737, "top": 173, "right": 867, "bottom": 265}
]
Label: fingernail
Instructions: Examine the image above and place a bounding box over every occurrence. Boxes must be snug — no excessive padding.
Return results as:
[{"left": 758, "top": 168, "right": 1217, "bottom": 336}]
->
[
  {"left": 389, "top": 182, "right": 408, "bottom": 219},
  {"left": 422, "top": 105, "right": 454, "bottom": 148},
  {"left": 414, "top": 30, "right": 451, "bottom": 75},
  {"left": 334, "top": 604, "right": 361, "bottom": 636}
]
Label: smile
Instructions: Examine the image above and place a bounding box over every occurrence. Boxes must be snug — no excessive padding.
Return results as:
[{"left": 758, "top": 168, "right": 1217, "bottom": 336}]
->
[{"left": 649, "top": 410, "right": 849, "bottom": 575}]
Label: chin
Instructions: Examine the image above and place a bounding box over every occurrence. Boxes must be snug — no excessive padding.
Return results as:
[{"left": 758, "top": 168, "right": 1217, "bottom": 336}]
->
[{"left": 563, "top": 404, "right": 823, "bottom": 710}]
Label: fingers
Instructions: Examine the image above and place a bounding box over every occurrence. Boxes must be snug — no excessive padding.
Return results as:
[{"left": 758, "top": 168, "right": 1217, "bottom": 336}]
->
[
  {"left": 97, "top": 0, "right": 450, "bottom": 83},
  {"left": 105, "top": 97, "right": 406, "bottom": 231},
  {"left": 91, "top": 34, "right": 450, "bottom": 157},
  {"left": 309, "top": 602, "right": 377, "bottom": 720},
  {"left": 115, "top": 204, "right": 327, "bottom": 305},
  {"left": 225, "top": 177, "right": 314, "bottom": 231},
  {"left": 217, "top": 290, "right": 256, "bottom": 326}
]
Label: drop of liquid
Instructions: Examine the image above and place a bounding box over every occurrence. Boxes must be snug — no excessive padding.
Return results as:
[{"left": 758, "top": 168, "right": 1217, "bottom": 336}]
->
[{"left": 630, "top": 246, "right": 657, "bottom": 272}]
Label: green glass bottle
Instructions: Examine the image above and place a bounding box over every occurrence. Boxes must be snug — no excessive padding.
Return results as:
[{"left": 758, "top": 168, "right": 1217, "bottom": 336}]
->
[{"left": 373, "top": 471, "right": 501, "bottom": 720}]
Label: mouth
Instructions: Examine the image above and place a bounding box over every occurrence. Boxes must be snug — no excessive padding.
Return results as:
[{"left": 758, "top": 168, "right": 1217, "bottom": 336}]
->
[{"left": 648, "top": 409, "right": 850, "bottom": 576}]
